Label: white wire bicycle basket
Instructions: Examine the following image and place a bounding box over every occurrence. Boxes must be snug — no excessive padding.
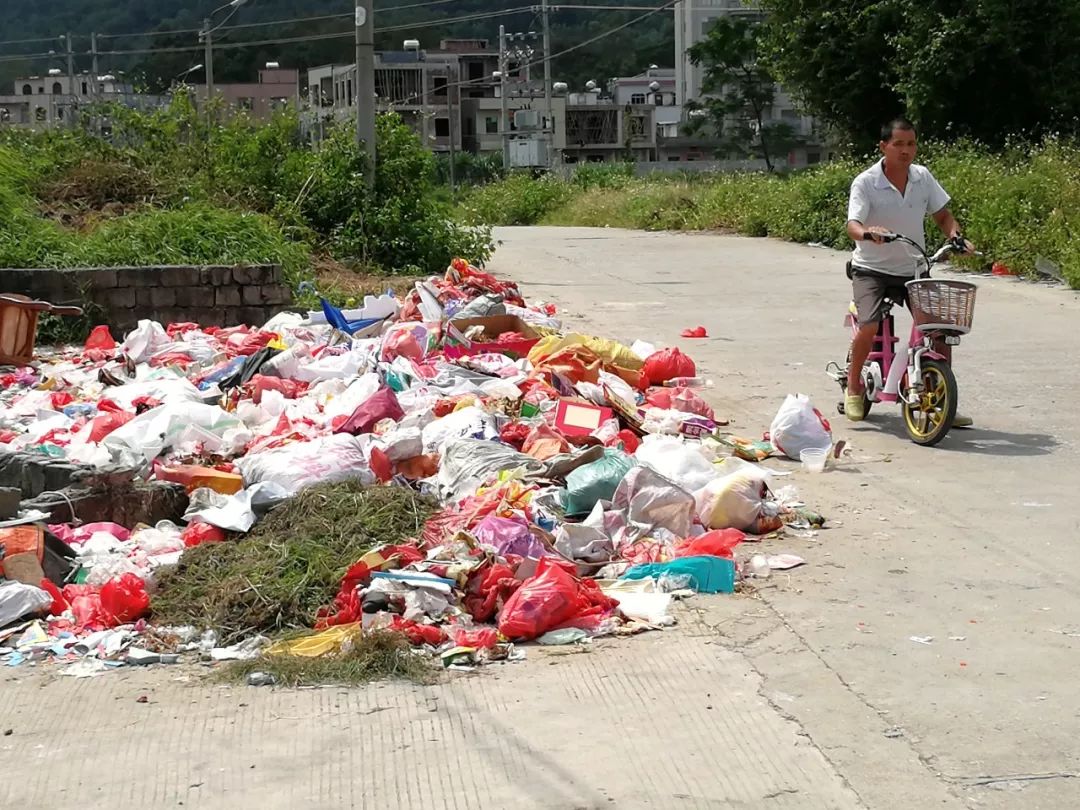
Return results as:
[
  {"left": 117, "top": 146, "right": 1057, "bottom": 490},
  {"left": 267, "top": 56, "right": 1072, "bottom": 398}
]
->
[{"left": 905, "top": 279, "right": 978, "bottom": 334}]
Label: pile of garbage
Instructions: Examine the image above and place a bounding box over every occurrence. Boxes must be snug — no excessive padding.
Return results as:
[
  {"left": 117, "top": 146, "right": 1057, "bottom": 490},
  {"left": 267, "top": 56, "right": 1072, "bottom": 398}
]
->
[{"left": 0, "top": 258, "right": 831, "bottom": 680}]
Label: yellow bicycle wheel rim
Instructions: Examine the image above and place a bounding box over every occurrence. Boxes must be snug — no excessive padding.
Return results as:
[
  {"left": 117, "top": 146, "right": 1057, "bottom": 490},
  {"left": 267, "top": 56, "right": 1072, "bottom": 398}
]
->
[{"left": 903, "top": 364, "right": 950, "bottom": 439}]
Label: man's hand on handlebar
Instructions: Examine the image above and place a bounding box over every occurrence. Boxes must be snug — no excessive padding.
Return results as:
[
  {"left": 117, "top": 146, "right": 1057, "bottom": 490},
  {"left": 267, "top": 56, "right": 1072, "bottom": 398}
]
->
[
  {"left": 862, "top": 226, "right": 896, "bottom": 244},
  {"left": 949, "top": 234, "right": 976, "bottom": 255}
]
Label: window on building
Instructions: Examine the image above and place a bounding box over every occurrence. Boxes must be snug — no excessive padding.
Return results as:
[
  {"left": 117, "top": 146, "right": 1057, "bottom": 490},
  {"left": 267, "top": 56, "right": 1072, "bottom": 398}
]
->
[
  {"left": 435, "top": 117, "right": 450, "bottom": 137},
  {"left": 630, "top": 93, "right": 646, "bottom": 105},
  {"left": 433, "top": 76, "right": 448, "bottom": 97},
  {"left": 271, "top": 98, "right": 289, "bottom": 111},
  {"left": 57, "top": 107, "right": 64, "bottom": 120},
  {"left": 780, "top": 108, "right": 799, "bottom": 121},
  {"left": 667, "top": 156, "right": 681, "bottom": 161},
  {"left": 347, "top": 79, "right": 353, "bottom": 105},
  {"left": 806, "top": 151, "right": 821, "bottom": 165},
  {"left": 22, "top": 84, "right": 31, "bottom": 95},
  {"left": 37, "top": 86, "right": 44, "bottom": 94},
  {"left": 35, "top": 106, "right": 46, "bottom": 121},
  {"left": 484, "top": 115, "right": 498, "bottom": 134},
  {"left": 52, "top": 82, "right": 62, "bottom": 95},
  {"left": 238, "top": 97, "right": 254, "bottom": 111},
  {"left": 81, "top": 82, "right": 88, "bottom": 95},
  {"left": 468, "top": 61, "right": 484, "bottom": 81}
]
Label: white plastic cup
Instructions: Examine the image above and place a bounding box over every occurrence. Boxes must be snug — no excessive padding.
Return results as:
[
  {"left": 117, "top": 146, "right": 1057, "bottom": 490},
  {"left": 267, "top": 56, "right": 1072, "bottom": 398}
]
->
[{"left": 800, "top": 447, "right": 828, "bottom": 473}]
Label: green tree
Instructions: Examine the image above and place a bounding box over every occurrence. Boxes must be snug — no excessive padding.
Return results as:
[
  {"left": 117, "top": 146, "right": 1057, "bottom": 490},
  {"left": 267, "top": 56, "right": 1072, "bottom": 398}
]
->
[
  {"left": 760, "top": 0, "right": 1080, "bottom": 149},
  {"left": 683, "top": 16, "right": 800, "bottom": 172}
]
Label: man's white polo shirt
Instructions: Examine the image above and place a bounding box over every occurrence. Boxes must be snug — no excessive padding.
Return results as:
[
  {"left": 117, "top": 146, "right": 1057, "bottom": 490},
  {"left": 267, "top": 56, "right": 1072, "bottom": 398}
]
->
[{"left": 847, "top": 158, "right": 951, "bottom": 277}]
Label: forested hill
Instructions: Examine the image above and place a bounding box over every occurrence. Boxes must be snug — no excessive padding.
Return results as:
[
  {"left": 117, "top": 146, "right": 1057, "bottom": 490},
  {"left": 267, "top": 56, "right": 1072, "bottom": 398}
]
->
[{"left": 0, "top": 0, "right": 674, "bottom": 92}]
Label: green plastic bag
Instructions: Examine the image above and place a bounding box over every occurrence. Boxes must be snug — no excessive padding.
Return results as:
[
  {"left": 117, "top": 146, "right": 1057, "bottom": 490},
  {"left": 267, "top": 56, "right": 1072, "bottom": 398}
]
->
[{"left": 563, "top": 449, "right": 634, "bottom": 517}]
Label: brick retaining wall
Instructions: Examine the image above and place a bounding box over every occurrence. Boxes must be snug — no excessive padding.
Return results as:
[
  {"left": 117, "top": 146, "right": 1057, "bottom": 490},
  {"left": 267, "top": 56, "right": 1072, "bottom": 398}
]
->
[{"left": 0, "top": 264, "right": 293, "bottom": 333}]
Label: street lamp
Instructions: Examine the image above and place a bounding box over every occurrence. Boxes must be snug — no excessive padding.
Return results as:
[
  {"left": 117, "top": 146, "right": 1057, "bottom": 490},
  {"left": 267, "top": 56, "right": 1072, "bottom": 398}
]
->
[{"left": 200, "top": 0, "right": 250, "bottom": 117}]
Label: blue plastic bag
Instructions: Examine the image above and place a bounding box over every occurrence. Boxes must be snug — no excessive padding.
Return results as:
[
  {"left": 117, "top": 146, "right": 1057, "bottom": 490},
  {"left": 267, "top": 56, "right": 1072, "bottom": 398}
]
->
[{"left": 621, "top": 555, "right": 736, "bottom": 594}]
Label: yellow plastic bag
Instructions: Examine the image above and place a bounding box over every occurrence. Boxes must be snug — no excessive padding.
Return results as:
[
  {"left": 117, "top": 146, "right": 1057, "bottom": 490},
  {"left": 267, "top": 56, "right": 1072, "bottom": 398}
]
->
[
  {"left": 267, "top": 623, "right": 362, "bottom": 658},
  {"left": 527, "top": 333, "right": 643, "bottom": 371}
]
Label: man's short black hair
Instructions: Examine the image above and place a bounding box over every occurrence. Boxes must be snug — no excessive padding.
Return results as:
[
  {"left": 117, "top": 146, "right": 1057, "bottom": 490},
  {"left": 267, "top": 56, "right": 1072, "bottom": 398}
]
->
[{"left": 880, "top": 117, "right": 917, "bottom": 143}]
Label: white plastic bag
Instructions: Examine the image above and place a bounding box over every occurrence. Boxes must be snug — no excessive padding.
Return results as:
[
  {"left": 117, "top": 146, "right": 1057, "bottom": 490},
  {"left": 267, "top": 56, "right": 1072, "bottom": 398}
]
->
[
  {"left": 769, "top": 394, "right": 832, "bottom": 460},
  {"left": 121, "top": 320, "right": 170, "bottom": 363},
  {"left": 235, "top": 434, "right": 375, "bottom": 495},
  {"left": 0, "top": 582, "right": 53, "bottom": 626},
  {"left": 694, "top": 461, "right": 773, "bottom": 531},
  {"left": 103, "top": 402, "right": 242, "bottom": 465},
  {"left": 635, "top": 435, "right": 720, "bottom": 493},
  {"left": 421, "top": 406, "right": 498, "bottom": 454}
]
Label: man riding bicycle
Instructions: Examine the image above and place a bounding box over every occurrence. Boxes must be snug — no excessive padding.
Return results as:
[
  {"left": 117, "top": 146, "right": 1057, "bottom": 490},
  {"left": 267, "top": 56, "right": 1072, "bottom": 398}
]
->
[{"left": 844, "top": 116, "right": 974, "bottom": 426}]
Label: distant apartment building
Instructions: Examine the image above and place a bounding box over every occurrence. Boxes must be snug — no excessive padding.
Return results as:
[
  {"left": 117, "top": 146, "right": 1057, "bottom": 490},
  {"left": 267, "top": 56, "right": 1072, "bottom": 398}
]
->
[
  {"left": 674, "top": 0, "right": 826, "bottom": 167},
  {"left": 194, "top": 65, "right": 300, "bottom": 121},
  {"left": 0, "top": 71, "right": 163, "bottom": 130}
]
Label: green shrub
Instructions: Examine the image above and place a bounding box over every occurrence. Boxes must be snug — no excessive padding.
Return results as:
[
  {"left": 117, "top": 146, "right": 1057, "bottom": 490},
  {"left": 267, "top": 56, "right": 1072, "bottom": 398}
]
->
[
  {"left": 458, "top": 140, "right": 1080, "bottom": 288},
  {"left": 458, "top": 172, "right": 573, "bottom": 225}
]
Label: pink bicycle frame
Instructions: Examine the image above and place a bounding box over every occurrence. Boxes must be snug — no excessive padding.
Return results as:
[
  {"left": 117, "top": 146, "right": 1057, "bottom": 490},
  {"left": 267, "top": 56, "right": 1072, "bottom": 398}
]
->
[{"left": 845, "top": 305, "right": 945, "bottom": 404}]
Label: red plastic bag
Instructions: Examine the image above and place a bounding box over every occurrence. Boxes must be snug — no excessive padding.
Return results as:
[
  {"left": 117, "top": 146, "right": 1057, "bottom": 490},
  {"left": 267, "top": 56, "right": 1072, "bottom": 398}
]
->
[
  {"left": 315, "top": 561, "right": 372, "bottom": 629},
  {"left": 463, "top": 561, "right": 521, "bottom": 623},
  {"left": 646, "top": 386, "right": 715, "bottom": 420},
  {"left": 521, "top": 424, "right": 570, "bottom": 460},
  {"left": 334, "top": 388, "right": 404, "bottom": 435},
  {"left": 642, "top": 348, "right": 696, "bottom": 386},
  {"left": 499, "top": 421, "right": 531, "bottom": 450},
  {"left": 248, "top": 375, "right": 305, "bottom": 404},
  {"left": 389, "top": 616, "right": 448, "bottom": 647},
  {"left": 166, "top": 322, "right": 200, "bottom": 338},
  {"left": 673, "top": 529, "right": 745, "bottom": 559},
  {"left": 100, "top": 573, "right": 150, "bottom": 624},
  {"left": 228, "top": 330, "right": 276, "bottom": 358},
  {"left": 451, "top": 625, "right": 499, "bottom": 649},
  {"left": 680, "top": 326, "right": 708, "bottom": 338},
  {"left": 613, "top": 429, "right": 640, "bottom": 454},
  {"left": 181, "top": 523, "right": 227, "bottom": 548},
  {"left": 39, "top": 578, "right": 69, "bottom": 615},
  {"left": 84, "top": 325, "right": 117, "bottom": 351},
  {"left": 86, "top": 410, "right": 134, "bottom": 443},
  {"left": 497, "top": 557, "right": 582, "bottom": 640},
  {"left": 369, "top": 447, "right": 393, "bottom": 482},
  {"left": 50, "top": 391, "right": 74, "bottom": 410}
]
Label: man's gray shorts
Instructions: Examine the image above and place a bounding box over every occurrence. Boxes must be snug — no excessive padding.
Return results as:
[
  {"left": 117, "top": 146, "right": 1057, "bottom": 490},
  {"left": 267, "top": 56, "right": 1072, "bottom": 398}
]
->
[{"left": 851, "top": 268, "right": 912, "bottom": 324}]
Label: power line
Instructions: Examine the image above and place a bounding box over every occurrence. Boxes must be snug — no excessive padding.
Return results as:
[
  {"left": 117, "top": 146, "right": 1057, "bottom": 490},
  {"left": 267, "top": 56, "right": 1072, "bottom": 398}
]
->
[
  {"left": 95, "top": 8, "right": 535, "bottom": 57},
  {"left": 387, "top": 0, "right": 678, "bottom": 106},
  {"left": 378, "top": 7, "right": 533, "bottom": 33},
  {"left": 0, "top": 35, "right": 64, "bottom": 47},
  {"left": 376, "top": 0, "right": 462, "bottom": 10}
]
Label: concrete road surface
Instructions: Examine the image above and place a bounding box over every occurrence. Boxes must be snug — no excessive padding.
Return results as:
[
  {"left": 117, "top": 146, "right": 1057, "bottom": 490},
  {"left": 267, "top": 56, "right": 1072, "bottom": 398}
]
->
[{"left": 3, "top": 227, "right": 1078, "bottom": 809}]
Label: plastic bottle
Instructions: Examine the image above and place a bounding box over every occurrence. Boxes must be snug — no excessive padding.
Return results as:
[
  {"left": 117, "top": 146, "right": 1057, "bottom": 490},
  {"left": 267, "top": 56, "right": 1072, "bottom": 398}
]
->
[{"left": 663, "top": 377, "right": 713, "bottom": 389}]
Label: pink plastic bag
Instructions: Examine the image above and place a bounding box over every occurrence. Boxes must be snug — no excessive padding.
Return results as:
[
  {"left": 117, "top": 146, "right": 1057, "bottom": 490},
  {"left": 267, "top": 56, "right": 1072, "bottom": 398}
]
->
[
  {"left": 472, "top": 515, "right": 545, "bottom": 559},
  {"left": 642, "top": 348, "right": 696, "bottom": 386},
  {"left": 497, "top": 557, "right": 582, "bottom": 640},
  {"left": 521, "top": 424, "right": 570, "bottom": 460},
  {"left": 333, "top": 387, "right": 404, "bottom": 435}
]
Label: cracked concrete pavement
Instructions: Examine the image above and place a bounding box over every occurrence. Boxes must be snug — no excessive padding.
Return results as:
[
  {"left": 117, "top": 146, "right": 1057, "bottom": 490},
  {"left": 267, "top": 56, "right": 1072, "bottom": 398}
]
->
[
  {"left": 489, "top": 227, "right": 1080, "bottom": 809},
  {"left": 2, "top": 226, "right": 1078, "bottom": 809}
]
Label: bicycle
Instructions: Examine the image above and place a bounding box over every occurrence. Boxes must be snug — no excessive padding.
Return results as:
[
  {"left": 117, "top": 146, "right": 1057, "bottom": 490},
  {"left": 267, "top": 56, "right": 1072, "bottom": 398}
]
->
[{"left": 826, "top": 233, "right": 979, "bottom": 446}]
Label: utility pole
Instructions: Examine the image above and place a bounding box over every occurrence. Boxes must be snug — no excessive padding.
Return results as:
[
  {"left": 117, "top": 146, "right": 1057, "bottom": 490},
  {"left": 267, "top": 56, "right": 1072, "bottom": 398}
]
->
[
  {"left": 447, "top": 66, "right": 457, "bottom": 193},
  {"left": 90, "top": 33, "right": 99, "bottom": 102},
  {"left": 541, "top": 0, "right": 552, "bottom": 152},
  {"left": 90, "top": 32, "right": 100, "bottom": 137},
  {"left": 202, "top": 18, "right": 214, "bottom": 125},
  {"left": 499, "top": 25, "right": 509, "bottom": 170},
  {"left": 355, "top": 0, "right": 376, "bottom": 185},
  {"left": 64, "top": 32, "right": 76, "bottom": 130}
]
